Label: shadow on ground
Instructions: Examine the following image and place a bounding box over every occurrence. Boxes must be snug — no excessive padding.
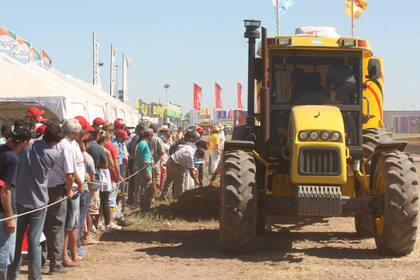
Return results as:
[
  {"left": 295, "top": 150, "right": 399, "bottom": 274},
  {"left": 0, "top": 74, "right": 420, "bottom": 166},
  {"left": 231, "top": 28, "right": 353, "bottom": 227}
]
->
[{"left": 101, "top": 228, "right": 393, "bottom": 263}]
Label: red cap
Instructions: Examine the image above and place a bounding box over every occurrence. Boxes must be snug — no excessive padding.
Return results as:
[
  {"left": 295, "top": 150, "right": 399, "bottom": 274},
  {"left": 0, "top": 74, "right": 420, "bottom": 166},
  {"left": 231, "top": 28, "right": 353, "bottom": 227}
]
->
[
  {"left": 26, "top": 107, "right": 47, "bottom": 122},
  {"left": 93, "top": 117, "right": 106, "bottom": 126},
  {"left": 196, "top": 127, "right": 204, "bottom": 134},
  {"left": 114, "top": 119, "right": 125, "bottom": 128},
  {"left": 74, "top": 116, "right": 95, "bottom": 132},
  {"left": 36, "top": 125, "right": 47, "bottom": 138},
  {"left": 116, "top": 129, "right": 129, "bottom": 140},
  {"left": 0, "top": 179, "right": 5, "bottom": 188}
]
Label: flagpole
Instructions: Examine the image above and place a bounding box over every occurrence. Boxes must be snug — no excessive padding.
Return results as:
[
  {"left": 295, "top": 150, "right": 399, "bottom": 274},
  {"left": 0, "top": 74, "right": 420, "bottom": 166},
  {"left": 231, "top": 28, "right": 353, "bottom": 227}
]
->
[
  {"left": 351, "top": 0, "right": 355, "bottom": 37},
  {"left": 276, "top": 0, "right": 280, "bottom": 36}
]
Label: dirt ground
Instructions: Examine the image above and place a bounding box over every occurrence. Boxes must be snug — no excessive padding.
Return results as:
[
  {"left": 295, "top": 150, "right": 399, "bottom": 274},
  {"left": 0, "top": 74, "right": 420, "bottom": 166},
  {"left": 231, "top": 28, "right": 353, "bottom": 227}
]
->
[{"left": 16, "top": 162, "right": 420, "bottom": 280}]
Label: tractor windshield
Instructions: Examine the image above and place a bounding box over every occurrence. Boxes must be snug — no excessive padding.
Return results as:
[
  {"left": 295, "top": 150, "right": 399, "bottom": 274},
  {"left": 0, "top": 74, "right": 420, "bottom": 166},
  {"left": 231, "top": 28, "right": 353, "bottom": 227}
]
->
[{"left": 270, "top": 52, "right": 361, "bottom": 105}]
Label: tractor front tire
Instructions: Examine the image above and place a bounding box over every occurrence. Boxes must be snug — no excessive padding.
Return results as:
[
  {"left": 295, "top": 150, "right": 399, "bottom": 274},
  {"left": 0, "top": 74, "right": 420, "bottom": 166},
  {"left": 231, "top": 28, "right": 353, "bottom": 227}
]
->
[
  {"left": 219, "top": 149, "right": 257, "bottom": 253},
  {"left": 373, "top": 151, "right": 419, "bottom": 256},
  {"left": 355, "top": 128, "right": 393, "bottom": 237}
]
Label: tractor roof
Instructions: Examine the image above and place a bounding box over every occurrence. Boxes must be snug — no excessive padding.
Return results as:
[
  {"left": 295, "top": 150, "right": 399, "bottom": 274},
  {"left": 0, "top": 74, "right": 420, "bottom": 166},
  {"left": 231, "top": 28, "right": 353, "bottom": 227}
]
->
[{"left": 260, "top": 26, "right": 373, "bottom": 55}]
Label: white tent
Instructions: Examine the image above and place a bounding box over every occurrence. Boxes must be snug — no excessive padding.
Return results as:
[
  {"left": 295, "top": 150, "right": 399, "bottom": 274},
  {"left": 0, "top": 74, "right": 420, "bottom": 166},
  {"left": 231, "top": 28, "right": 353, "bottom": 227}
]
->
[{"left": 0, "top": 53, "right": 139, "bottom": 126}]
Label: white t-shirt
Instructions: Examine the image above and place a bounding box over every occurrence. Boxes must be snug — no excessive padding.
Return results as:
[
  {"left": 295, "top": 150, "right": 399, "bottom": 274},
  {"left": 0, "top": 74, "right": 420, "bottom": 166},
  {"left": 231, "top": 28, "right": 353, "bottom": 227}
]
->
[
  {"left": 48, "top": 137, "right": 78, "bottom": 188},
  {"left": 171, "top": 144, "right": 196, "bottom": 169},
  {"left": 73, "top": 141, "right": 86, "bottom": 190}
]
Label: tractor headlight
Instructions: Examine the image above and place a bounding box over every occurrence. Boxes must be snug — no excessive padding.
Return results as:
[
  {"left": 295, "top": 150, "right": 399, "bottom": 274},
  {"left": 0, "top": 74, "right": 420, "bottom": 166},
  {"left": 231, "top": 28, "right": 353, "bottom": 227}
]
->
[
  {"left": 298, "top": 131, "right": 308, "bottom": 141},
  {"left": 331, "top": 132, "right": 341, "bottom": 141},
  {"left": 309, "top": 131, "right": 319, "bottom": 141},
  {"left": 320, "top": 131, "right": 330, "bottom": 141}
]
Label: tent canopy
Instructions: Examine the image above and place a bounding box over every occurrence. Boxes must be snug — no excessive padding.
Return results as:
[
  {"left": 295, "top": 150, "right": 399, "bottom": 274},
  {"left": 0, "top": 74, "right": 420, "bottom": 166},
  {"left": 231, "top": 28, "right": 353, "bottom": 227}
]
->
[{"left": 0, "top": 53, "right": 139, "bottom": 126}]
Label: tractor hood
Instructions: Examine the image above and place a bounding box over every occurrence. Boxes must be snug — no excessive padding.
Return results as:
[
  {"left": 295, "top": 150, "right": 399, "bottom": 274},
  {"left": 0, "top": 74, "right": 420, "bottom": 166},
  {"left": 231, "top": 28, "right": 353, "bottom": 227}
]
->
[{"left": 291, "top": 105, "right": 345, "bottom": 133}]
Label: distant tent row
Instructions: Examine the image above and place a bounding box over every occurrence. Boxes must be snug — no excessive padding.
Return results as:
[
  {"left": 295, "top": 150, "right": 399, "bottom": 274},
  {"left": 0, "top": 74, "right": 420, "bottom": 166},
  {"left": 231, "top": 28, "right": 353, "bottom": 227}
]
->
[{"left": 0, "top": 53, "right": 139, "bottom": 126}]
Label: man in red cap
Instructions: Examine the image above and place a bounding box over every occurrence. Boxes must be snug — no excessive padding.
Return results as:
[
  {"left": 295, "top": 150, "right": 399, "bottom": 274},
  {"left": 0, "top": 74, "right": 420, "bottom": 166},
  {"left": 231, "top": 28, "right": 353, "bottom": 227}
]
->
[
  {"left": 26, "top": 107, "right": 47, "bottom": 123},
  {"left": 114, "top": 119, "right": 125, "bottom": 130},
  {"left": 74, "top": 116, "right": 95, "bottom": 133},
  {"left": 92, "top": 117, "right": 106, "bottom": 130}
]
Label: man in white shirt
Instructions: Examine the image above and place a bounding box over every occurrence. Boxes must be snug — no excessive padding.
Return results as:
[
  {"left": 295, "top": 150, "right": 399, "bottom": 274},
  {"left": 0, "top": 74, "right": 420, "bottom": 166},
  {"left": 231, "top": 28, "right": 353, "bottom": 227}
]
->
[
  {"left": 161, "top": 143, "right": 199, "bottom": 199},
  {"left": 45, "top": 119, "right": 83, "bottom": 274}
]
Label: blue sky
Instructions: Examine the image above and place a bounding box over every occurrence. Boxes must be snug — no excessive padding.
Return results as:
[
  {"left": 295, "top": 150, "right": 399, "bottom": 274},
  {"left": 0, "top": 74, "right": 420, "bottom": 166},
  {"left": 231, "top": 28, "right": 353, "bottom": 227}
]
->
[{"left": 3, "top": 0, "right": 420, "bottom": 112}]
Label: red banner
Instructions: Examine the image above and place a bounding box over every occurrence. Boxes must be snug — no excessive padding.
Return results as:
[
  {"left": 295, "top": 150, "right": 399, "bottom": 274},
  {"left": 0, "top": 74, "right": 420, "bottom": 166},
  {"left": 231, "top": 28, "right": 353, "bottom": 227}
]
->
[
  {"left": 237, "top": 82, "right": 243, "bottom": 110},
  {"left": 193, "top": 83, "right": 202, "bottom": 110},
  {"left": 215, "top": 82, "right": 222, "bottom": 109}
]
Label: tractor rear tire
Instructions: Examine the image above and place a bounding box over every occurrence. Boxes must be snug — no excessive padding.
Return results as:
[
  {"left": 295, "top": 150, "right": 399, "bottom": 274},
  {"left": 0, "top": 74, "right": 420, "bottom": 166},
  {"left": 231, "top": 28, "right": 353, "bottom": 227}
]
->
[
  {"left": 355, "top": 128, "right": 393, "bottom": 237},
  {"left": 219, "top": 149, "right": 257, "bottom": 253},
  {"left": 373, "top": 151, "right": 419, "bottom": 256}
]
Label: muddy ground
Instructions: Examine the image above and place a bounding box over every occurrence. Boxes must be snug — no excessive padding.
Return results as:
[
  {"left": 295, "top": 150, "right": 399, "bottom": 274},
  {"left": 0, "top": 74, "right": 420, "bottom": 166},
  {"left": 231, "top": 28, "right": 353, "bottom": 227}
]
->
[{"left": 16, "top": 162, "right": 420, "bottom": 280}]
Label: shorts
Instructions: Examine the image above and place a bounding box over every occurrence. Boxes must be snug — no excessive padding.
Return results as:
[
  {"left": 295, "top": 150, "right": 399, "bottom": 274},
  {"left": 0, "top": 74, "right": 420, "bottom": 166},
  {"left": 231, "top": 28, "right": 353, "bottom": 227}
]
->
[
  {"left": 65, "top": 195, "right": 80, "bottom": 231},
  {"left": 109, "top": 182, "right": 118, "bottom": 208},
  {"left": 88, "top": 188, "right": 100, "bottom": 215}
]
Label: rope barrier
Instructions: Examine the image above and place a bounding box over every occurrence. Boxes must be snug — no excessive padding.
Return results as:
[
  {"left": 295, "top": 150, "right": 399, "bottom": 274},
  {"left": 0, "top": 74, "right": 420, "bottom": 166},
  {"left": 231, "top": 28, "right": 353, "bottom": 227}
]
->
[{"left": 0, "top": 162, "right": 153, "bottom": 223}]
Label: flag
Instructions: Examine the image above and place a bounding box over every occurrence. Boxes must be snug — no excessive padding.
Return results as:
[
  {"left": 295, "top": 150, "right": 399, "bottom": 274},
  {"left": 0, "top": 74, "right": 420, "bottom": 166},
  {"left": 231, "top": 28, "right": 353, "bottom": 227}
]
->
[
  {"left": 215, "top": 82, "right": 222, "bottom": 109},
  {"left": 272, "top": 0, "right": 295, "bottom": 15},
  {"left": 122, "top": 54, "right": 131, "bottom": 102},
  {"left": 237, "top": 82, "right": 243, "bottom": 110},
  {"left": 93, "top": 33, "right": 101, "bottom": 87},
  {"left": 41, "top": 49, "right": 52, "bottom": 68},
  {"left": 0, "top": 26, "right": 18, "bottom": 52},
  {"left": 193, "top": 83, "right": 202, "bottom": 110},
  {"left": 14, "top": 37, "right": 30, "bottom": 59},
  {"left": 29, "top": 46, "right": 41, "bottom": 62},
  {"left": 110, "top": 45, "right": 117, "bottom": 97},
  {"left": 345, "top": 0, "right": 368, "bottom": 19}
]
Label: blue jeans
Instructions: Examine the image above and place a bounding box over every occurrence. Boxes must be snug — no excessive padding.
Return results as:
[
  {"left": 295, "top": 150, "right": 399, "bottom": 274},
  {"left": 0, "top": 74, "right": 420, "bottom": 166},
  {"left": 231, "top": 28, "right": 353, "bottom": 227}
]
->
[
  {"left": 77, "top": 190, "right": 89, "bottom": 248},
  {"left": 7, "top": 206, "right": 46, "bottom": 280},
  {"left": 65, "top": 195, "right": 80, "bottom": 232},
  {"left": 0, "top": 212, "right": 16, "bottom": 280}
]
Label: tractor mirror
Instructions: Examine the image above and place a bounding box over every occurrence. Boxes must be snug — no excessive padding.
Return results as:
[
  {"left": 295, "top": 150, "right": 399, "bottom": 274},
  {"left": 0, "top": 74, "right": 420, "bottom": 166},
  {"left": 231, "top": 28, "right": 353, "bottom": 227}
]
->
[{"left": 368, "top": 59, "right": 381, "bottom": 81}]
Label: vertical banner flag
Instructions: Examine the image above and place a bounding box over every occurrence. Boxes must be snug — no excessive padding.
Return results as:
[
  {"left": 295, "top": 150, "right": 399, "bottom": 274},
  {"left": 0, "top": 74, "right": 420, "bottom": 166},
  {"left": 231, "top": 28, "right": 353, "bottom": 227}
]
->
[
  {"left": 237, "top": 82, "right": 243, "bottom": 110},
  {"left": 122, "top": 54, "right": 131, "bottom": 102},
  {"left": 193, "top": 83, "right": 202, "bottom": 110},
  {"left": 40, "top": 49, "right": 52, "bottom": 69},
  {"left": 0, "top": 26, "right": 18, "bottom": 52},
  {"left": 345, "top": 0, "right": 368, "bottom": 18},
  {"left": 93, "top": 33, "right": 101, "bottom": 87},
  {"left": 272, "top": 0, "right": 295, "bottom": 15},
  {"left": 110, "top": 45, "right": 117, "bottom": 97},
  {"left": 215, "top": 82, "right": 222, "bottom": 109}
]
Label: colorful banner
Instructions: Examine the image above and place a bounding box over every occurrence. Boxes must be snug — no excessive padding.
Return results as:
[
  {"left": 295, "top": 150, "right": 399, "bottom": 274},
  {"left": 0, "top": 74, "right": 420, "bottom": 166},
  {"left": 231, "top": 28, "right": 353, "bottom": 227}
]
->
[
  {"left": 237, "top": 82, "right": 243, "bottom": 110},
  {"left": 272, "top": 0, "right": 295, "bottom": 15},
  {"left": 345, "top": 0, "right": 368, "bottom": 19},
  {"left": 93, "top": 33, "right": 101, "bottom": 88},
  {"left": 0, "top": 26, "right": 18, "bottom": 52},
  {"left": 166, "top": 102, "right": 182, "bottom": 119},
  {"left": 193, "top": 83, "right": 202, "bottom": 110},
  {"left": 41, "top": 49, "right": 52, "bottom": 68},
  {"left": 29, "top": 46, "right": 41, "bottom": 62},
  {"left": 215, "top": 82, "right": 222, "bottom": 109},
  {"left": 110, "top": 45, "right": 117, "bottom": 97},
  {"left": 14, "top": 37, "right": 30, "bottom": 59}
]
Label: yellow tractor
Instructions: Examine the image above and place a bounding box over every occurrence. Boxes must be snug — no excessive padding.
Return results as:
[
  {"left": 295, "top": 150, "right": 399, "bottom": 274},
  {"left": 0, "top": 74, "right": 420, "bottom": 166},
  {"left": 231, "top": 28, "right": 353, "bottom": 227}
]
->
[{"left": 220, "top": 21, "right": 419, "bottom": 256}]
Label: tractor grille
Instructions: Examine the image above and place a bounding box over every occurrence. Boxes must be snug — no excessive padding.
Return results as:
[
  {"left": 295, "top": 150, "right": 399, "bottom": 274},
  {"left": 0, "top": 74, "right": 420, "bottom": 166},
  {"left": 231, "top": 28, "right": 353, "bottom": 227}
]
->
[{"left": 298, "top": 148, "right": 340, "bottom": 176}]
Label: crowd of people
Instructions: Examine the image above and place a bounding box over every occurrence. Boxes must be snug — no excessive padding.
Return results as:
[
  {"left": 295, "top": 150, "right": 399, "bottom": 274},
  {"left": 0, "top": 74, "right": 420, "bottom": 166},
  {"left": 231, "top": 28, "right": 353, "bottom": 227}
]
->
[{"left": 0, "top": 107, "right": 226, "bottom": 280}]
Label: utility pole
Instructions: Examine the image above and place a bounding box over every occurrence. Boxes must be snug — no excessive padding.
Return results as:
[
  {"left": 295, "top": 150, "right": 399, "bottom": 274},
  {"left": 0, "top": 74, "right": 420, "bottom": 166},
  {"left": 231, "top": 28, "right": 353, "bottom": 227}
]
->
[{"left": 164, "top": 83, "right": 170, "bottom": 122}]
